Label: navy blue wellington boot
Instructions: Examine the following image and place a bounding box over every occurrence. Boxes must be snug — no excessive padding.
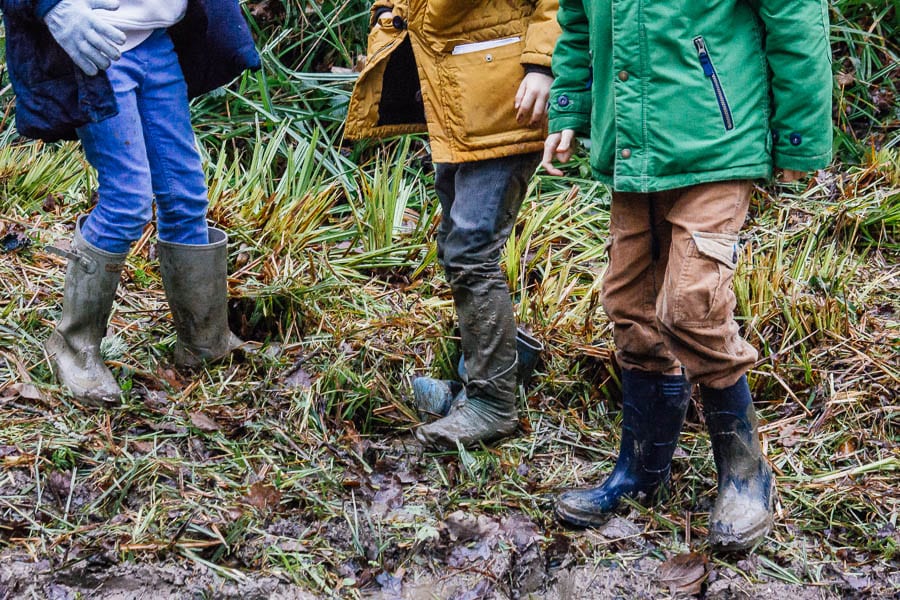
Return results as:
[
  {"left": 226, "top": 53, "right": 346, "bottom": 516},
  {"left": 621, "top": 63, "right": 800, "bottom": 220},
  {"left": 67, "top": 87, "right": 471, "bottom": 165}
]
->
[
  {"left": 555, "top": 369, "right": 692, "bottom": 527},
  {"left": 701, "top": 375, "right": 773, "bottom": 551}
]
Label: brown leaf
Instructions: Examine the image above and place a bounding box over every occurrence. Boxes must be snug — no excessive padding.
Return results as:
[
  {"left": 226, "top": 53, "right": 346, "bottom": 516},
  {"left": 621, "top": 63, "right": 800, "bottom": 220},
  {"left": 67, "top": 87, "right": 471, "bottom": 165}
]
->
[
  {"left": 836, "top": 70, "right": 855, "bottom": 87},
  {"left": 658, "top": 551, "right": 709, "bottom": 596},
  {"left": 242, "top": 481, "right": 282, "bottom": 512},
  {"left": 10, "top": 382, "right": 43, "bottom": 401},
  {"left": 46, "top": 471, "right": 71, "bottom": 499},
  {"left": 42, "top": 193, "right": 62, "bottom": 212},
  {"left": 130, "top": 440, "right": 154, "bottom": 454},
  {"left": 283, "top": 365, "right": 313, "bottom": 390},
  {"left": 156, "top": 366, "right": 186, "bottom": 391},
  {"left": 189, "top": 411, "right": 221, "bottom": 432}
]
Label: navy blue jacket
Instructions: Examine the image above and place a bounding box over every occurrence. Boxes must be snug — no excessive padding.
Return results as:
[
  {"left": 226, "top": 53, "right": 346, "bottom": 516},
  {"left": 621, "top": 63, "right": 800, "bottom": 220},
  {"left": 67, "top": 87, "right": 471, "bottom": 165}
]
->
[{"left": 0, "top": 0, "right": 261, "bottom": 141}]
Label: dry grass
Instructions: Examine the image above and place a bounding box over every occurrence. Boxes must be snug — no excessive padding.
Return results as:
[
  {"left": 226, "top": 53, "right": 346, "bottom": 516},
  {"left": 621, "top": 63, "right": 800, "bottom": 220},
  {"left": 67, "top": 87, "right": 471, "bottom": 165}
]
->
[{"left": 0, "top": 1, "right": 898, "bottom": 597}]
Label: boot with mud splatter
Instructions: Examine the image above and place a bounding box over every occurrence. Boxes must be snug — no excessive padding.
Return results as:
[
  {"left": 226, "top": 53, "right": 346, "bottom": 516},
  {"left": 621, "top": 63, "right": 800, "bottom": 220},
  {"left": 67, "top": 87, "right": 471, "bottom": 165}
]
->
[
  {"left": 701, "top": 375, "right": 773, "bottom": 551},
  {"left": 415, "top": 276, "right": 519, "bottom": 449},
  {"left": 555, "top": 370, "right": 691, "bottom": 527},
  {"left": 45, "top": 216, "right": 126, "bottom": 407},
  {"left": 412, "top": 328, "right": 543, "bottom": 420}
]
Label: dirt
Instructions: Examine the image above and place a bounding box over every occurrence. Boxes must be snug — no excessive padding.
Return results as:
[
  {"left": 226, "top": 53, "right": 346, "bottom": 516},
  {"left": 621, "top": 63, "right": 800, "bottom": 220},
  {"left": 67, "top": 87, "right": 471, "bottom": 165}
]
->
[{"left": 3, "top": 525, "right": 897, "bottom": 600}]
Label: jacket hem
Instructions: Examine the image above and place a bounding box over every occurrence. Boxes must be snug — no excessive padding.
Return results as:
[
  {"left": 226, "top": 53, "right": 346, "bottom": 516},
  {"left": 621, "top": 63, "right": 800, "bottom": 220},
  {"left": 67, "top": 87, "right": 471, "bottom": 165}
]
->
[
  {"left": 773, "top": 150, "right": 832, "bottom": 173},
  {"left": 434, "top": 141, "right": 546, "bottom": 164},
  {"left": 595, "top": 163, "right": 772, "bottom": 193}
]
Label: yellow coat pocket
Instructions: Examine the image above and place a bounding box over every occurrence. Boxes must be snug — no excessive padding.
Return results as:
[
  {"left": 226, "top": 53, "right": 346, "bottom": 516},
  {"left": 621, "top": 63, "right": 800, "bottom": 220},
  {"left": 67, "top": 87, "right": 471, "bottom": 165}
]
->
[{"left": 439, "top": 37, "right": 542, "bottom": 151}]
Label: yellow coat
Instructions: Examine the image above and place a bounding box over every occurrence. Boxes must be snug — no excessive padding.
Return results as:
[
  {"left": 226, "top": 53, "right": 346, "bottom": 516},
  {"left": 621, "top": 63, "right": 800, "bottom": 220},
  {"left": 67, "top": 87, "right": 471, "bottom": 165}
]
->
[{"left": 344, "top": 0, "right": 560, "bottom": 163}]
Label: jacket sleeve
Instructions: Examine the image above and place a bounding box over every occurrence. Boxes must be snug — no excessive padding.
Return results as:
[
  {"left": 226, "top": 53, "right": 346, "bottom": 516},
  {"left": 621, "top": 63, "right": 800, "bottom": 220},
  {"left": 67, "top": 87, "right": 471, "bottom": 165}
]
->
[
  {"left": 547, "top": 0, "right": 591, "bottom": 134},
  {"left": 369, "top": 0, "right": 395, "bottom": 26},
  {"left": 521, "top": 0, "right": 560, "bottom": 68},
  {"left": 753, "top": 0, "right": 833, "bottom": 172},
  {"left": 1, "top": 0, "right": 61, "bottom": 20}
]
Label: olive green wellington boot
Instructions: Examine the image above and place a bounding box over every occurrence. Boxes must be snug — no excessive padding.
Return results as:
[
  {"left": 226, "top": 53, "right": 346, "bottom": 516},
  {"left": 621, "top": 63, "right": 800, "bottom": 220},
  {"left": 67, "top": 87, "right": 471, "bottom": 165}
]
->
[
  {"left": 45, "top": 217, "right": 127, "bottom": 407},
  {"left": 158, "top": 227, "right": 243, "bottom": 368},
  {"left": 414, "top": 280, "right": 519, "bottom": 449},
  {"left": 412, "top": 328, "right": 543, "bottom": 420}
]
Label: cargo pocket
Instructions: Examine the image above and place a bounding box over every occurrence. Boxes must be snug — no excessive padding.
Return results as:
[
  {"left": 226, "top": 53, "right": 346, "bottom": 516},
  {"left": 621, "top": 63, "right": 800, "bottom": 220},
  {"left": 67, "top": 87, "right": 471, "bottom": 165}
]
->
[
  {"left": 439, "top": 37, "right": 537, "bottom": 150},
  {"left": 674, "top": 232, "right": 740, "bottom": 326}
]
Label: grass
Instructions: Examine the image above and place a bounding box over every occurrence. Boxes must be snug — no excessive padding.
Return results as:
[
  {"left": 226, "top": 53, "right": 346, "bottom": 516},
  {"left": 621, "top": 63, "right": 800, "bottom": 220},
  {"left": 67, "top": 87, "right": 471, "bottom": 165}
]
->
[{"left": 0, "top": 0, "right": 898, "bottom": 597}]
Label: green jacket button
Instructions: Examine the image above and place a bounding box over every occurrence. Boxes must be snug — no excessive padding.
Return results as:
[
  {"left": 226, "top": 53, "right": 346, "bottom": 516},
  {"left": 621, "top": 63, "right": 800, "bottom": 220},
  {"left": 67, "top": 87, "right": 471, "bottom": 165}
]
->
[
  {"left": 790, "top": 132, "right": 802, "bottom": 146},
  {"left": 621, "top": 148, "right": 632, "bottom": 159},
  {"left": 557, "top": 95, "right": 570, "bottom": 107},
  {"left": 617, "top": 70, "right": 629, "bottom": 81}
]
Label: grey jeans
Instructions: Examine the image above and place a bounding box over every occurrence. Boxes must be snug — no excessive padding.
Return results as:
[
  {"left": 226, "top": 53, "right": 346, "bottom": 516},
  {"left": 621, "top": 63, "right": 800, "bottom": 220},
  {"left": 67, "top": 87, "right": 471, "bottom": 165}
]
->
[{"left": 434, "top": 152, "right": 541, "bottom": 403}]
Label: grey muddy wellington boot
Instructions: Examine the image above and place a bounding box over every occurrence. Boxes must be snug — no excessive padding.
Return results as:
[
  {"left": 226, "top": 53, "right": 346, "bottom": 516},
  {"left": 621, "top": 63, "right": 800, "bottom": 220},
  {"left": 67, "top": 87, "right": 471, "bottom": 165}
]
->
[
  {"left": 414, "top": 278, "right": 519, "bottom": 449},
  {"left": 412, "top": 328, "right": 544, "bottom": 420},
  {"left": 158, "top": 227, "right": 243, "bottom": 368},
  {"left": 45, "top": 217, "right": 126, "bottom": 407},
  {"left": 555, "top": 370, "right": 692, "bottom": 527},
  {"left": 701, "top": 375, "right": 773, "bottom": 551}
]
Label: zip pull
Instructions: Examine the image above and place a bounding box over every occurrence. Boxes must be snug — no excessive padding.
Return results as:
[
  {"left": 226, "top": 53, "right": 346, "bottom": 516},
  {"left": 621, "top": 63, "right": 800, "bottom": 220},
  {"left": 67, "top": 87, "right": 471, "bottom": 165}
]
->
[
  {"left": 45, "top": 245, "right": 97, "bottom": 274},
  {"left": 693, "top": 36, "right": 714, "bottom": 77}
]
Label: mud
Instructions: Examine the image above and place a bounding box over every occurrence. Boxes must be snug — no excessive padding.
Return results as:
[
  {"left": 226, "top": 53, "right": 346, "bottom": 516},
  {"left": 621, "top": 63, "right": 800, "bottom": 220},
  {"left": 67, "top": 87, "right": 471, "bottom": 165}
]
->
[
  {"left": 3, "top": 529, "right": 897, "bottom": 600},
  {"left": 0, "top": 554, "right": 318, "bottom": 599}
]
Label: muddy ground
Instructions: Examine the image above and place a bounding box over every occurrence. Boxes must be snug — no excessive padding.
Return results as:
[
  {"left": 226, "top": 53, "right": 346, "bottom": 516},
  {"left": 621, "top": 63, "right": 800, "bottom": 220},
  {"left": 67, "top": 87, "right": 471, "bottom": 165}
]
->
[{"left": 2, "top": 516, "right": 897, "bottom": 600}]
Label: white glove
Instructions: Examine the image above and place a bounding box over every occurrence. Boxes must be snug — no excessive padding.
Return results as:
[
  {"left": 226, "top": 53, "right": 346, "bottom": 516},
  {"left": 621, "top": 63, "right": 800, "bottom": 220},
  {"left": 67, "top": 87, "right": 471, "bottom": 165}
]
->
[{"left": 44, "top": 0, "right": 127, "bottom": 76}]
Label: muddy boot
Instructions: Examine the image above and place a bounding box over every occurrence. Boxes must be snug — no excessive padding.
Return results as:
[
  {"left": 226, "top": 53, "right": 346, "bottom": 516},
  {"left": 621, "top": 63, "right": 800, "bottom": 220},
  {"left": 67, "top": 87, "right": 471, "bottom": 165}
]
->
[
  {"left": 413, "top": 328, "right": 543, "bottom": 420},
  {"left": 415, "top": 275, "right": 519, "bottom": 449},
  {"left": 555, "top": 370, "right": 691, "bottom": 527},
  {"left": 158, "top": 227, "right": 243, "bottom": 368},
  {"left": 45, "top": 217, "right": 126, "bottom": 407},
  {"left": 414, "top": 392, "right": 518, "bottom": 448},
  {"left": 702, "top": 375, "right": 773, "bottom": 551}
]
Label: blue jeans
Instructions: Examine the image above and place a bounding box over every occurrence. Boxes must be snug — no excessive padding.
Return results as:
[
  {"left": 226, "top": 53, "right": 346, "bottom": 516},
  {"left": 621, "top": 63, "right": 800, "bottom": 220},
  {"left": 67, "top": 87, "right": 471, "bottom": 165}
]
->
[
  {"left": 434, "top": 152, "right": 540, "bottom": 401},
  {"left": 78, "top": 30, "right": 209, "bottom": 254}
]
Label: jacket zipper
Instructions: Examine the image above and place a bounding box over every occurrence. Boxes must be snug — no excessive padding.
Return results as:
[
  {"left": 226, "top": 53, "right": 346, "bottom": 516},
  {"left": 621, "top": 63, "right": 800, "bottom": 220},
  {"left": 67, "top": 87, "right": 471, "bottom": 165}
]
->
[{"left": 692, "top": 36, "right": 734, "bottom": 131}]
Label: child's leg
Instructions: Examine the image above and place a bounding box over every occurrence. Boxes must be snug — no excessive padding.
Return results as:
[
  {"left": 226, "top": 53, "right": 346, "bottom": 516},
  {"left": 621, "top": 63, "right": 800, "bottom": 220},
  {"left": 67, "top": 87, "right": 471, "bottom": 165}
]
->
[
  {"left": 77, "top": 54, "right": 156, "bottom": 252},
  {"left": 657, "top": 180, "right": 757, "bottom": 386},
  {"left": 415, "top": 152, "right": 540, "bottom": 449},
  {"left": 555, "top": 191, "right": 692, "bottom": 526},
  {"left": 603, "top": 192, "right": 681, "bottom": 374},
  {"left": 134, "top": 31, "right": 209, "bottom": 246},
  {"left": 129, "top": 31, "right": 240, "bottom": 365},
  {"left": 659, "top": 181, "right": 771, "bottom": 550},
  {"left": 46, "top": 47, "right": 154, "bottom": 405}
]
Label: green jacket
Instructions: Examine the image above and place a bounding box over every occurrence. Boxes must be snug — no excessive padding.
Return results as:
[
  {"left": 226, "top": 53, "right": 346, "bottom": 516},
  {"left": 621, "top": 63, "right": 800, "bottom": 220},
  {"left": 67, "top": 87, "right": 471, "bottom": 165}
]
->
[{"left": 548, "top": 0, "right": 833, "bottom": 192}]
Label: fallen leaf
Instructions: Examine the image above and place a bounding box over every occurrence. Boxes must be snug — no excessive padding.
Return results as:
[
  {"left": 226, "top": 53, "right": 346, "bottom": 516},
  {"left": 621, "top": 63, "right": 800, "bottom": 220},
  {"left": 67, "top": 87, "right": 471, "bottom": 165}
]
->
[
  {"left": 242, "top": 481, "right": 282, "bottom": 512},
  {"left": 597, "top": 516, "right": 642, "bottom": 539},
  {"left": 156, "top": 366, "right": 186, "bottom": 391},
  {"left": 189, "top": 411, "right": 221, "bottom": 432},
  {"left": 10, "top": 382, "right": 43, "bottom": 401},
  {"left": 443, "top": 511, "right": 500, "bottom": 543},
  {"left": 658, "top": 551, "right": 709, "bottom": 596},
  {"left": 836, "top": 70, "right": 855, "bottom": 87},
  {"left": 42, "top": 193, "right": 62, "bottom": 212},
  {"left": 283, "top": 365, "right": 312, "bottom": 390},
  {"left": 375, "top": 570, "right": 403, "bottom": 597},
  {"left": 130, "top": 440, "right": 154, "bottom": 454}
]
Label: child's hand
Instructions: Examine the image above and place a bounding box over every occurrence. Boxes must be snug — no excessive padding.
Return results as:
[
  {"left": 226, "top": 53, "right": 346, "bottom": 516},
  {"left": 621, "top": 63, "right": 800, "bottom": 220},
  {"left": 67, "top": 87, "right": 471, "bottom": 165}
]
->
[
  {"left": 515, "top": 71, "right": 553, "bottom": 127},
  {"left": 43, "top": 0, "right": 126, "bottom": 76},
  {"left": 778, "top": 169, "right": 805, "bottom": 183},
  {"left": 541, "top": 129, "right": 576, "bottom": 175}
]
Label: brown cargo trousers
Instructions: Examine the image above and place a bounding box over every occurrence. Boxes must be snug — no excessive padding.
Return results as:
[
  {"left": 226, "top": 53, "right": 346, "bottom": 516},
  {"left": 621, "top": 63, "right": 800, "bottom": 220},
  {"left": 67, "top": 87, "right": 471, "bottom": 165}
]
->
[{"left": 603, "top": 180, "right": 758, "bottom": 389}]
